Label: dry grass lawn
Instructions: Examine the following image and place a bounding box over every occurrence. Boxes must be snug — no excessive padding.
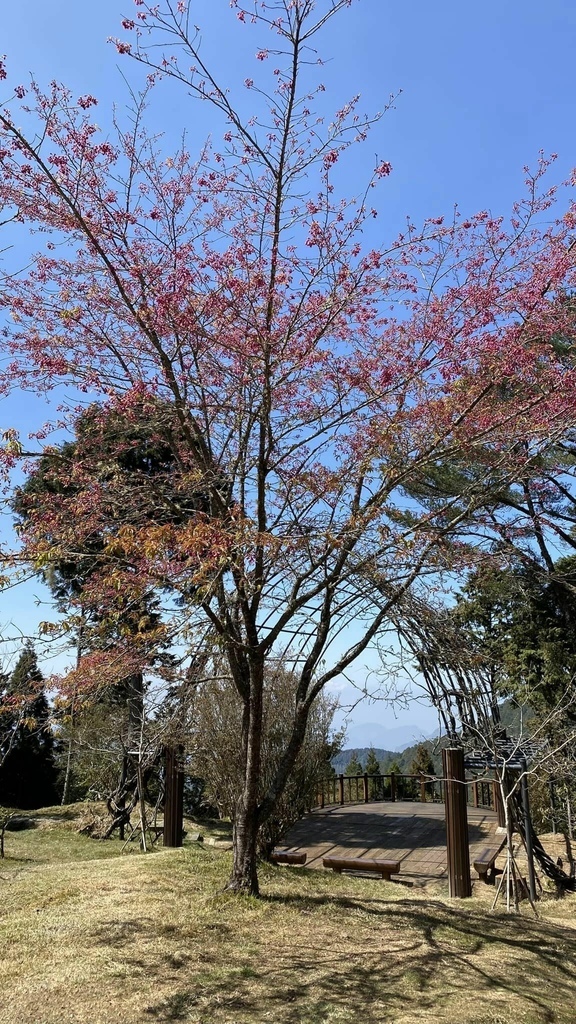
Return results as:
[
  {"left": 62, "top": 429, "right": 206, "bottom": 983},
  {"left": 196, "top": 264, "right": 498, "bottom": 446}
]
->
[{"left": 1, "top": 807, "right": 576, "bottom": 1024}]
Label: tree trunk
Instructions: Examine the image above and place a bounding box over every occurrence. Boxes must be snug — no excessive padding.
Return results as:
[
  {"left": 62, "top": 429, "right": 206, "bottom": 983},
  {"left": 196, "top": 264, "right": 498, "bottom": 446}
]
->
[
  {"left": 62, "top": 620, "right": 83, "bottom": 805},
  {"left": 60, "top": 692, "right": 75, "bottom": 805},
  {"left": 226, "top": 661, "right": 264, "bottom": 895},
  {"left": 126, "top": 671, "right": 144, "bottom": 751},
  {"left": 228, "top": 803, "right": 260, "bottom": 895},
  {"left": 115, "top": 671, "right": 144, "bottom": 840}
]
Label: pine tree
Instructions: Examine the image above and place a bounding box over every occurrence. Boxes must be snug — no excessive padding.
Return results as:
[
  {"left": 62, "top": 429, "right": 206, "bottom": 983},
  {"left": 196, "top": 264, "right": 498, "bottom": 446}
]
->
[
  {"left": 408, "top": 743, "right": 435, "bottom": 801},
  {"left": 0, "top": 646, "right": 58, "bottom": 809},
  {"left": 387, "top": 758, "right": 403, "bottom": 799},
  {"left": 408, "top": 743, "right": 435, "bottom": 777},
  {"left": 365, "top": 746, "right": 383, "bottom": 799},
  {"left": 345, "top": 752, "right": 363, "bottom": 776}
]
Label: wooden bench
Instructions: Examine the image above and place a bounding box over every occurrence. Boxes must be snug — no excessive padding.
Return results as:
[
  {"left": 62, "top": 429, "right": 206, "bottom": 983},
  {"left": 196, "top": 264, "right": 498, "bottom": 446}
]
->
[
  {"left": 473, "top": 839, "right": 506, "bottom": 884},
  {"left": 322, "top": 856, "right": 400, "bottom": 881},
  {"left": 270, "top": 850, "right": 307, "bottom": 866}
]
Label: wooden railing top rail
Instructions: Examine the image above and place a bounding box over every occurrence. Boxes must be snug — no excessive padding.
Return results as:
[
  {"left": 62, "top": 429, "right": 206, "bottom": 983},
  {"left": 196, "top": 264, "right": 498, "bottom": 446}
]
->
[
  {"left": 314, "top": 771, "right": 495, "bottom": 811},
  {"left": 320, "top": 772, "right": 493, "bottom": 782}
]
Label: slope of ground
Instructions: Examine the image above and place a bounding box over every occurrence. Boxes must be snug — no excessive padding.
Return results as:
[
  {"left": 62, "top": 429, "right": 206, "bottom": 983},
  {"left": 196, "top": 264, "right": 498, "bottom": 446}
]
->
[{"left": 1, "top": 806, "right": 575, "bottom": 1024}]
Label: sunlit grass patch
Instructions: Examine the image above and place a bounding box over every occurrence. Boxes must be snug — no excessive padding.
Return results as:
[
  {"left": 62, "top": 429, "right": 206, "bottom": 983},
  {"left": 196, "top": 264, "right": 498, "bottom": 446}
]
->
[{"left": 1, "top": 812, "right": 576, "bottom": 1023}]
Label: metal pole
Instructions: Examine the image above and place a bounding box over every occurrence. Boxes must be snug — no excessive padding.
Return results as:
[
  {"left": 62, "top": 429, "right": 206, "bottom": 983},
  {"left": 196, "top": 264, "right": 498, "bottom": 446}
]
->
[
  {"left": 442, "top": 747, "right": 472, "bottom": 898},
  {"left": 520, "top": 758, "right": 537, "bottom": 904}
]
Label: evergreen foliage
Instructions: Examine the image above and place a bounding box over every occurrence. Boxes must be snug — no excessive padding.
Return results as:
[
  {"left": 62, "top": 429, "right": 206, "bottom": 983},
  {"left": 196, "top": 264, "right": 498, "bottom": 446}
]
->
[
  {"left": 14, "top": 400, "right": 191, "bottom": 808},
  {"left": 344, "top": 752, "right": 363, "bottom": 776},
  {"left": 365, "top": 747, "right": 381, "bottom": 775},
  {"left": 365, "top": 745, "right": 383, "bottom": 798},
  {"left": 454, "top": 557, "right": 576, "bottom": 721},
  {"left": 0, "top": 646, "right": 58, "bottom": 809},
  {"left": 408, "top": 742, "right": 435, "bottom": 778}
]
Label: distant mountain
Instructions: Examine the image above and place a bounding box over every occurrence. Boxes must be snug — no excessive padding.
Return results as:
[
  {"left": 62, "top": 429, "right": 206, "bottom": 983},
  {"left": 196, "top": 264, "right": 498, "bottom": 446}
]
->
[
  {"left": 332, "top": 736, "right": 447, "bottom": 776},
  {"left": 343, "top": 721, "right": 434, "bottom": 752},
  {"left": 331, "top": 748, "right": 395, "bottom": 774}
]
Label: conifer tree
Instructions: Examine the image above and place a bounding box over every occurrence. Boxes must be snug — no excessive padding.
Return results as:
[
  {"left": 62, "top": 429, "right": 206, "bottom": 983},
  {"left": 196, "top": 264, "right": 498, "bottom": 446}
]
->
[
  {"left": 345, "top": 752, "right": 363, "bottom": 776},
  {"left": 365, "top": 747, "right": 381, "bottom": 775},
  {"left": 0, "top": 646, "right": 58, "bottom": 809},
  {"left": 365, "top": 745, "right": 383, "bottom": 799},
  {"left": 387, "top": 758, "right": 403, "bottom": 799},
  {"left": 408, "top": 743, "right": 435, "bottom": 801},
  {"left": 408, "top": 743, "right": 435, "bottom": 778}
]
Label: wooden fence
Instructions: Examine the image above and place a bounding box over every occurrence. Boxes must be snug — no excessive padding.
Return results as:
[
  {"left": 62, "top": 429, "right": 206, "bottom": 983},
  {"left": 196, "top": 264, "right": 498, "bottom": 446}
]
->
[{"left": 314, "top": 773, "right": 496, "bottom": 811}]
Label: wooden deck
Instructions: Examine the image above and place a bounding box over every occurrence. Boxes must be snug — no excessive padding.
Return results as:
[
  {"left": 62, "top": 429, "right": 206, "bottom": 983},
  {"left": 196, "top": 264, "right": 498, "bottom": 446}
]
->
[{"left": 279, "top": 800, "right": 499, "bottom": 884}]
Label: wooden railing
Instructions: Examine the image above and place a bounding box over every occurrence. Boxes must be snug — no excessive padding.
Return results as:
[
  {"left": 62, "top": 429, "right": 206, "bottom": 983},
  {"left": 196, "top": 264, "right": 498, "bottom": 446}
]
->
[{"left": 313, "top": 773, "right": 496, "bottom": 811}]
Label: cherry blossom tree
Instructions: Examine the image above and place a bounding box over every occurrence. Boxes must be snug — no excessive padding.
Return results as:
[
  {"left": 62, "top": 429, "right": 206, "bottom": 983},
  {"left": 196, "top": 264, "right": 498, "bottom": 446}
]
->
[{"left": 0, "top": 1, "right": 576, "bottom": 892}]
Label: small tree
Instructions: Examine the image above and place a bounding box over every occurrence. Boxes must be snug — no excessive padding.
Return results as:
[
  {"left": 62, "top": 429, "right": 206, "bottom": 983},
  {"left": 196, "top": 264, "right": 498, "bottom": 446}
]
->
[
  {"left": 0, "top": 646, "right": 58, "bottom": 810},
  {"left": 190, "top": 665, "right": 340, "bottom": 855},
  {"left": 345, "top": 752, "right": 363, "bottom": 776},
  {"left": 385, "top": 758, "right": 404, "bottom": 799},
  {"left": 408, "top": 742, "right": 435, "bottom": 801},
  {"left": 365, "top": 746, "right": 383, "bottom": 799}
]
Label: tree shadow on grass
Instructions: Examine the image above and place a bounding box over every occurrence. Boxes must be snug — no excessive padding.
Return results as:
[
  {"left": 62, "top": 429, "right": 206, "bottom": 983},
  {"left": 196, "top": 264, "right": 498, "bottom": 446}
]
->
[{"left": 91, "top": 891, "right": 576, "bottom": 1024}]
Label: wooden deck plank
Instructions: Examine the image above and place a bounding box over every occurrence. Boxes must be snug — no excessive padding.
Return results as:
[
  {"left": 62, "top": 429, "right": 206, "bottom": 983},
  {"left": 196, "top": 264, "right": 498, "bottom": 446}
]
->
[{"left": 280, "top": 800, "right": 498, "bottom": 883}]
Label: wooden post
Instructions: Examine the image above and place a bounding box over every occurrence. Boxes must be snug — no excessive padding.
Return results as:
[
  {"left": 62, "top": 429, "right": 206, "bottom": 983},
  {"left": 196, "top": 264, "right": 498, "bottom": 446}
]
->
[
  {"left": 390, "top": 772, "right": 397, "bottom": 802},
  {"left": 473, "top": 781, "right": 478, "bottom": 808},
  {"left": 338, "top": 773, "right": 345, "bottom": 806},
  {"left": 363, "top": 772, "right": 369, "bottom": 803},
  {"left": 493, "top": 778, "right": 506, "bottom": 828},
  {"left": 419, "top": 774, "right": 426, "bottom": 803},
  {"left": 163, "top": 745, "right": 184, "bottom": 848},
  {"left": 320, "top": 783, "right": 325, "bottom": 809},
  {"left": 442, "top": 747, "right": 471, "bottom": 898}
]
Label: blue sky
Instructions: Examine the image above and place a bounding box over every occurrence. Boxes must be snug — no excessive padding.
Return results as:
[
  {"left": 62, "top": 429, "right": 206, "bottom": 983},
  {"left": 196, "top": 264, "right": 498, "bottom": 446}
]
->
[
  {"left": 3, "top": 0, "right": 575, "bottom": 225},
  {"left": 1, "top": 0, "right": 575, "bottom": 743}
]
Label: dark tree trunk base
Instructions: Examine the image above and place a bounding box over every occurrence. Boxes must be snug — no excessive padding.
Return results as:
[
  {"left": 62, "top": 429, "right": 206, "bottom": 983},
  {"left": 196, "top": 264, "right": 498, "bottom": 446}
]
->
[
  {"left": 228, "top": 810, "right": 260, "bottom": 896},
  {"left": 224, "top": 874, "right": 260, "bottom": 897}
]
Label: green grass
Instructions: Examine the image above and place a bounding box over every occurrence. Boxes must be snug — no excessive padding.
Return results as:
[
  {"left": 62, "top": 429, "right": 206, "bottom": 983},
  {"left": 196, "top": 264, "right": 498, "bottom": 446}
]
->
[{"left": 0, "top": 805, "right": 576, "bottom": 1023}]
